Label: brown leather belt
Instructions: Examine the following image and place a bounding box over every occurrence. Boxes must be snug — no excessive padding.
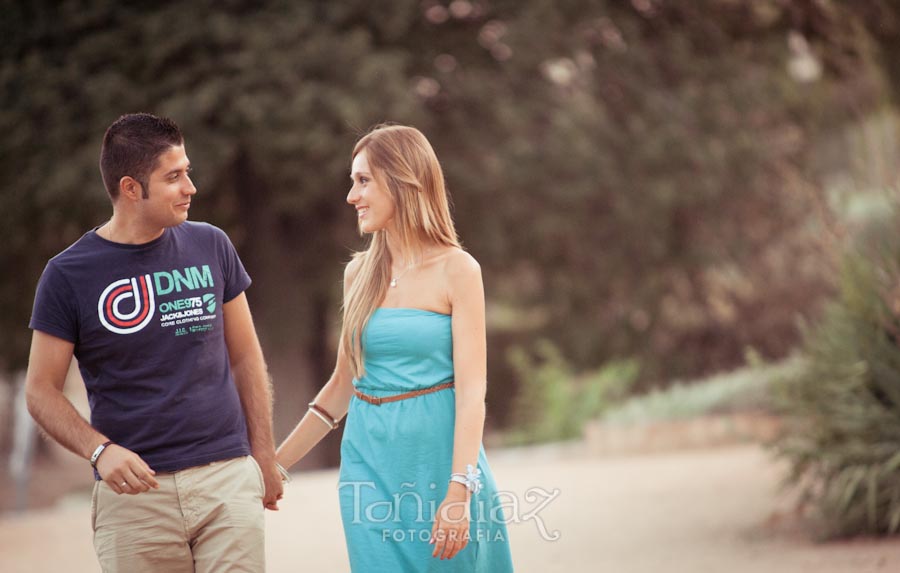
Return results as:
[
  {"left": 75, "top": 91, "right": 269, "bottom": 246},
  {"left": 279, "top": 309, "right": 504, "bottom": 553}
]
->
[{"left": 354, "top": 380, "right": 454, "bottom": 406}]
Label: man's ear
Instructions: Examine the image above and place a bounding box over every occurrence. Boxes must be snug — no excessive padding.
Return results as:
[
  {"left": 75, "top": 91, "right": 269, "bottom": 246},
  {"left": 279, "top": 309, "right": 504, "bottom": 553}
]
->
[{"left": 119, "top": 176, "right": 143, "bottom": 201}]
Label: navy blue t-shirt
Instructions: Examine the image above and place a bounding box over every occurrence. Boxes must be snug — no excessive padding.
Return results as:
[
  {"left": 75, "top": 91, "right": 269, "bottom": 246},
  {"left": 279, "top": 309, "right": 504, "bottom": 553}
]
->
[{"left": 29, "top": 221, "right": 253, "bottom": 473}]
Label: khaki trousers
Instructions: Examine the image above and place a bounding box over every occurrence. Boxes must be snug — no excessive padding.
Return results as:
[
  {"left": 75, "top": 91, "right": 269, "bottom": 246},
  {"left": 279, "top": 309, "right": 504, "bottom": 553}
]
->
[{"left": 91, "top": 455, "right": 265, "bottom": 573}]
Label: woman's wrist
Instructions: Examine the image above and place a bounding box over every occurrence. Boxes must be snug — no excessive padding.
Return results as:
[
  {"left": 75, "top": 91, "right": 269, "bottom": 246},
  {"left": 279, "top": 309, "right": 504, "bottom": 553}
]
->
[
  {"left": 275, "top": 449, "right": 299, "bottom": 471},
  {"left": 274, "top": 461, "right": 292, "bottom": 483},
  {"left": 445, "top": 481, "right": 470, "bottom": 499},
  {"left": 448, "top": 463, "right": 483, "bottom": 495}
]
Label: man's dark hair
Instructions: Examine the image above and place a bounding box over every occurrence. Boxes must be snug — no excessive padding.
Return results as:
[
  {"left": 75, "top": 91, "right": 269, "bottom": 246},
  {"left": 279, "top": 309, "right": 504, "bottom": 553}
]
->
[{"left": 100, "top": 113, "right": 183, "bottom": 200}]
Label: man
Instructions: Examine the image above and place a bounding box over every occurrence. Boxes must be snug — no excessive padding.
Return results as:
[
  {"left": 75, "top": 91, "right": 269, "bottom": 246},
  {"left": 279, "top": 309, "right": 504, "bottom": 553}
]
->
[{"left": 25, "top": 113, "right": 283, "bottom": 572}]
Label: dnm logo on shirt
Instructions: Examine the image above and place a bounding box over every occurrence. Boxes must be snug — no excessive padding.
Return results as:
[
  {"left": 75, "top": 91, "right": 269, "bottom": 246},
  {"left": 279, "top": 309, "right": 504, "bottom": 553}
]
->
[{"left": 98, "top": 275, "right": 155, "bottom": 334}]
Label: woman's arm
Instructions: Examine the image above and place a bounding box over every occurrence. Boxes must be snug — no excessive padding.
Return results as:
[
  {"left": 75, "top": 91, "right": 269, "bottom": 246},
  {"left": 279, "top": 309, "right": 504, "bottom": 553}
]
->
[
  {"left": 275, "top": 260, "right": 359, "bottom": 470},
  {"left": 431, "top": 250, "right": 488, "bottom": 560},
  {"left": 275, "top": 344, "right": 355, "bottom": 469},
  {"left": 447, "top": 251, "right": 488, "bottom": 479}
]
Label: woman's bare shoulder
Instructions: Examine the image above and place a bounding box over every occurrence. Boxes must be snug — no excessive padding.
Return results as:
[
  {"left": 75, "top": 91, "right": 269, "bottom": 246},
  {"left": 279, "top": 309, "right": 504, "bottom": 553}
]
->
[
  {"left": 441, "top": 247, "right": 481, "bottom": 276},
  {"left": 344, "top": 253, "right": 365, "bottom": 287}
]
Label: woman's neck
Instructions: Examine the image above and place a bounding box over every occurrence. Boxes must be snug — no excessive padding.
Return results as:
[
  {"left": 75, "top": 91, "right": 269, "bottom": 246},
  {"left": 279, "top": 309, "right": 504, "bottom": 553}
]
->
[{"left": 385, "top": 231, "right": 421, "bottom": 268}]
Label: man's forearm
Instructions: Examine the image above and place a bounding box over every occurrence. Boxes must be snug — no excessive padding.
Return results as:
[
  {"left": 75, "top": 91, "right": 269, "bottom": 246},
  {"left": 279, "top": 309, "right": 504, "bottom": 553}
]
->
[
  {"left": 25, "top": 384, "right": 106, "bottom": 460},
  {"left": 232, "top": 355, "right": 276, "bottom": 457}
]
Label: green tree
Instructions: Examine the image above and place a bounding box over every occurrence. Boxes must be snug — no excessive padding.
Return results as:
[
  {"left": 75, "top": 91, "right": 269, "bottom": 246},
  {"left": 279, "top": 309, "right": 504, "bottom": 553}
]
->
[
  {"left": 1, "top": 1, "right": 428, "bottom": 455},
  {"left": 2, "top": 0, "right": 898, "bottom": 451}
]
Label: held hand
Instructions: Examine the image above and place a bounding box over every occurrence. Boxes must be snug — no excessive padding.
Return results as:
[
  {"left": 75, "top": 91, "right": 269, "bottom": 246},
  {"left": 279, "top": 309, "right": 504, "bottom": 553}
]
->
[
  {"left": 95, "top": 444, "right": 159, "bottom": 495},
  {"left": 430, "top": 484, "right": 471, "bottom": 560},
  {"left": 255, "top": 455, "right": 284, "bottom": 511}
]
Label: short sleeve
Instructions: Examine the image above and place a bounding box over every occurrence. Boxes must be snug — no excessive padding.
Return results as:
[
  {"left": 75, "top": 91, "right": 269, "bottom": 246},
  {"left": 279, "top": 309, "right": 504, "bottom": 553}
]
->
[
  {"left": 29, "top": 262, "right": 79, "bottom": 343},
  {"left": 214, "top": 227, "right": 252, "bottom": 303}
]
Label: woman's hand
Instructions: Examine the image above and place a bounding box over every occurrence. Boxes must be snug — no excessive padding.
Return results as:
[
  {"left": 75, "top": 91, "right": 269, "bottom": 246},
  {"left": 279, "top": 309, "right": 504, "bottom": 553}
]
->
[{"left": 430, "top": 483, "right": 471, "bottom": 560}]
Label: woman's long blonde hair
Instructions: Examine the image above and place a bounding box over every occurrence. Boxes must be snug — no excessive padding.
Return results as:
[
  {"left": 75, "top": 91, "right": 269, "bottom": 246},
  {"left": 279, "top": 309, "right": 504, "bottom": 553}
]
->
[{"left": 340, "top": 124, "right": 461, "bottom": 378}]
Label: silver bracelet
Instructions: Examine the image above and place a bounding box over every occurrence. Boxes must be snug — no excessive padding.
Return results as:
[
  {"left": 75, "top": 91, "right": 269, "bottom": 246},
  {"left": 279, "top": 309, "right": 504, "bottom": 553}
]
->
[
  {"left": 275, "top": 461, "right": 292, "bottom": 483},
  {"left": 89, "top": 441, "right": 113, "bottom": 468},
  {"left": 448, "top": 464, "right": 483, "bottom": 495}
]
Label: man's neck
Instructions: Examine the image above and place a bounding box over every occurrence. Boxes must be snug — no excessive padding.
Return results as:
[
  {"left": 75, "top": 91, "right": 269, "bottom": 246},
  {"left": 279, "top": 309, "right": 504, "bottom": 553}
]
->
[{"left": 98, "top": 214, "right": 166, "bottom": 245}]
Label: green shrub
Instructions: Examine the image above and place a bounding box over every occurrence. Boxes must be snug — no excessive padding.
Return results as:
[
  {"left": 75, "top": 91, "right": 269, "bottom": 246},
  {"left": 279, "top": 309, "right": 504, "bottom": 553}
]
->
[
  {"left": 773, "top": 238, "right": 900, "bottom": 538},
  {"left": 505, "top": 340, "right": 638, "bottom": 445},
  {"left": 602, "top": 355, "right": 797, "bottom": 426}
]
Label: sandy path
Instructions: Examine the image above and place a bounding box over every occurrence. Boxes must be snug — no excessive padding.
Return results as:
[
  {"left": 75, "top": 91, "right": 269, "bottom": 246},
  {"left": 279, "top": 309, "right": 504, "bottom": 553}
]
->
[{"left": 2, "top": 443, "right": 900, "bottom": 572}]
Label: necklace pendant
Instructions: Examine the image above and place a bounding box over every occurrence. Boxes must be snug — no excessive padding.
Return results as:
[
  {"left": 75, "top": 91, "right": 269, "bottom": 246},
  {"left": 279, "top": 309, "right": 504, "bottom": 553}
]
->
[{"left": 390, "top": 278, "right": 397, "bottom": 288}]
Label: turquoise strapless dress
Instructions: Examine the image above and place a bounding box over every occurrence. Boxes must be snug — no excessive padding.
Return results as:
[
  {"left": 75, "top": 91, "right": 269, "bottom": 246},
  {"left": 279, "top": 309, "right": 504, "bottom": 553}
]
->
[{"left": 338, "top": 308, "right": 514, "bottom": 572}]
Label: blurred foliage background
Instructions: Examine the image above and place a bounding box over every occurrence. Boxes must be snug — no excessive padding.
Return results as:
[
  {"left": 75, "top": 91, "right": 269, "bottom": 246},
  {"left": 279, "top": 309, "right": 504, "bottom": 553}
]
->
[{"left": 4, "top": 0, "right": 900, "bottom": 485}]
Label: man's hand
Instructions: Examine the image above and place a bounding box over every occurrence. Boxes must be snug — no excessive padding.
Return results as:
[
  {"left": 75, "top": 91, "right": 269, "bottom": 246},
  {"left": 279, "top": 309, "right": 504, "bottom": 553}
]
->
[
  {"left": 255, "top": 454, "right": 284, "bottom": 511},
  {"left": 95, "top": 444, "right": 160, "bottom": 495}
]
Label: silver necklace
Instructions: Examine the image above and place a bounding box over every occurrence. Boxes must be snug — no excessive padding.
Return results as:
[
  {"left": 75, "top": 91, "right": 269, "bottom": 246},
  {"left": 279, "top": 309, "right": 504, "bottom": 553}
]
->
[{"left": 390, "top": 263, "right": 415, "bottom": 288}]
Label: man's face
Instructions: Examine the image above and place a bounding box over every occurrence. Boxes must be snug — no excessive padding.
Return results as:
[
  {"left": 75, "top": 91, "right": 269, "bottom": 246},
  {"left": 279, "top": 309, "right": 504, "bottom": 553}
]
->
[{"left": 138, "top": 144, "right": 196, "bottom": 228}]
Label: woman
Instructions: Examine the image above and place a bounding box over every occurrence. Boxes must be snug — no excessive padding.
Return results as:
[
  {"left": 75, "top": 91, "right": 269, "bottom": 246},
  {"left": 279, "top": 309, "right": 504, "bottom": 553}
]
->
[{"left": 275, "top": 124, "right": 514, "bottom": 572}]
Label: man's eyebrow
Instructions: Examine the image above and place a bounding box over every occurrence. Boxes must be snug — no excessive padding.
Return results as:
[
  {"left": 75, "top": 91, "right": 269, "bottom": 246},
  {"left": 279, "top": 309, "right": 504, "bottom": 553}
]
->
[{"left": 165, "top": 163, "right": 190, "bottom": 176}]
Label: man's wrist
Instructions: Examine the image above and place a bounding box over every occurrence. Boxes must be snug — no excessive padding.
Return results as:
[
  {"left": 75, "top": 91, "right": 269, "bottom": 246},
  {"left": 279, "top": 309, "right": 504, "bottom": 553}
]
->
[
  {"left": 251, "top": 447, "right": 276, "bottom": 462},
  {"left": 89, "top": 440, "right": 113, "bottom": 468}
]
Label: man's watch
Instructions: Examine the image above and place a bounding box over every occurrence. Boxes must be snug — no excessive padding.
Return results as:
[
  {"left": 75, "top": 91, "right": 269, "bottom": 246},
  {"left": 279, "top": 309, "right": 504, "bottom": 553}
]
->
[{"left": 90, "top": 441, "right": 113, "bottom": 468}]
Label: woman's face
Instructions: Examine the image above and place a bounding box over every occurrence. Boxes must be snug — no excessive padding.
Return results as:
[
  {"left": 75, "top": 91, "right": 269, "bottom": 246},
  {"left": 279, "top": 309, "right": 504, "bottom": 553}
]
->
[{"left": 348, "top": 149, "right": 396, "bottom": 234}]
